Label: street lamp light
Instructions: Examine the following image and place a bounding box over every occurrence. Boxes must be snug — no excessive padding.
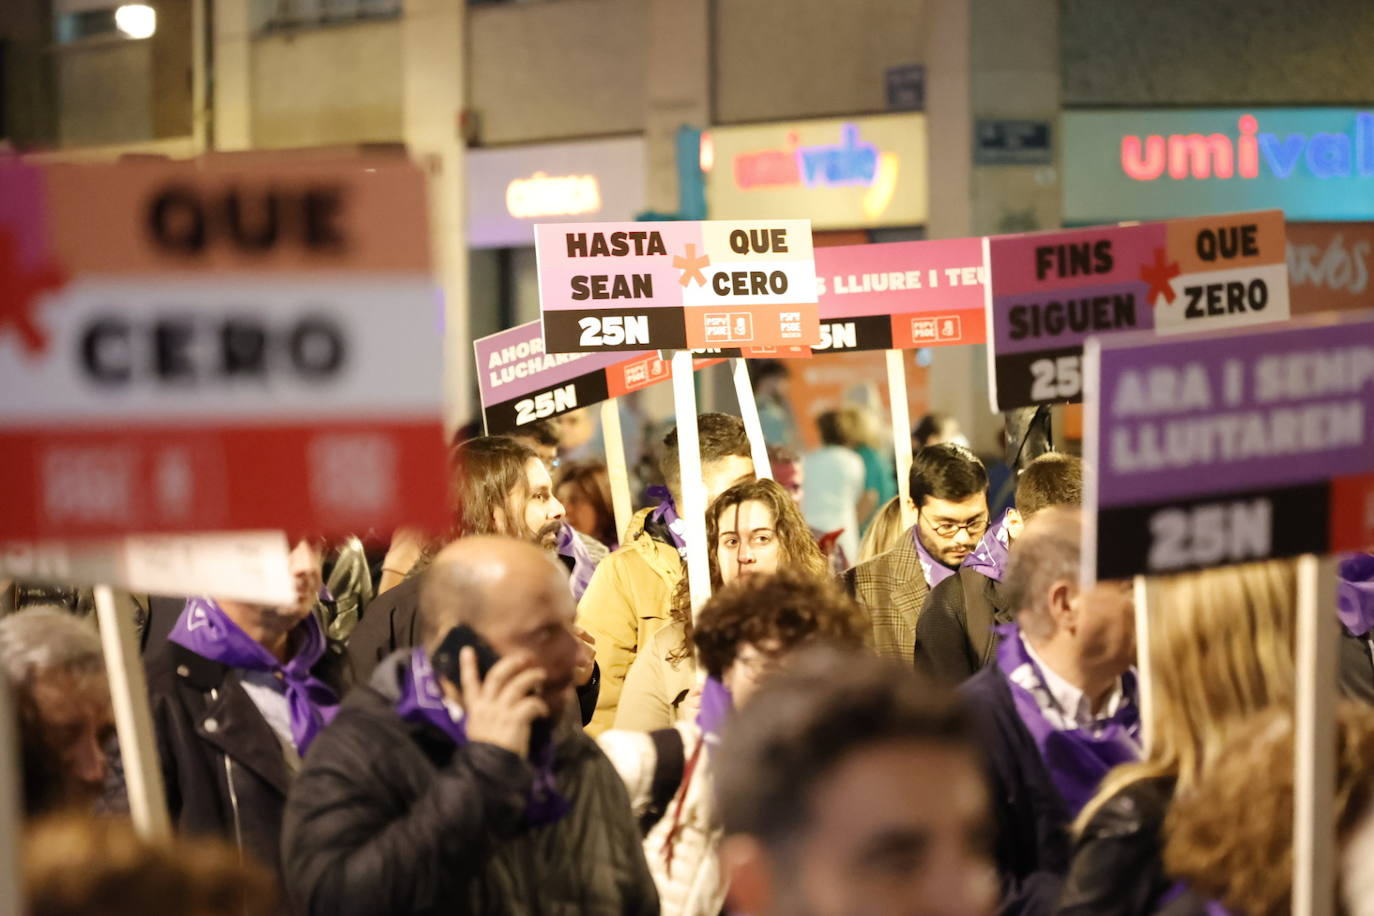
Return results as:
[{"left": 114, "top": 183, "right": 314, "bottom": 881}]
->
[{"left": 114, "top": 3, "right": 157, "bottom": 39}]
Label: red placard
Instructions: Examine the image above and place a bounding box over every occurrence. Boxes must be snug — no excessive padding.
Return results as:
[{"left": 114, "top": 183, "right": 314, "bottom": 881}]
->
[{"left": 0, "top": 157, "right": 448, "bottom": 540}]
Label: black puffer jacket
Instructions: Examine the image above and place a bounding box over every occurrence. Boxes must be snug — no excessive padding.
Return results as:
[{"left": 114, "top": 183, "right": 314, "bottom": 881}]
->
[{"left": 281, "top": 651, "right": 658, "bottom": 916}]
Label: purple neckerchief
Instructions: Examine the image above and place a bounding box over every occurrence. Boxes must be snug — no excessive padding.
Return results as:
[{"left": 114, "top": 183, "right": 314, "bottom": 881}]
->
[
  {"left": 962, "top": 510, "right": 1012, "bottom": 582},
  {"left": 1160, "top": 883, "right": 1233, "bottom": 916},
  {"left": 169, "top": 597, "right": 339, "bottom": 755},
  {"left": 394, "top": 648, "right": 571, "bottom": 827},
  {"left": 1338, "top": 553, "right": 1374, "bottom": 637},
  {"left": 647, "top": 486, "right": 688, "bottom": 558},
  {"left": 994, "top": 624, "right": 1141, "bottom": 818},
  {"left": 912, "top": 526, "right": 958, "bottom": 589},
  {"left": 696, "top": 677, "right": 733, "bottom": 749},
  {"left": 556, "top": 523, "right": 598, "bottom": 601}
]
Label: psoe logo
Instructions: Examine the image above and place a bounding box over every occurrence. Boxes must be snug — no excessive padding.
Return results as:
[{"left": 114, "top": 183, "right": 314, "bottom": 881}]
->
[{"left": 1120, "top": 112, "right": 1374, "bottom": 181}]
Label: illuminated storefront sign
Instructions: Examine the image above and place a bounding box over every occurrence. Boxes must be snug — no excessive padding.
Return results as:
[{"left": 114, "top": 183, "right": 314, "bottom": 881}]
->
[
  {"left": 468, "top": 136, "right": 645, "bottom": 248},
  {"left": 504, "top": 172, "right": 602, "bottom": 218},
  {"left": 703, "top": 113, "right": 926, "bottom": 229},
  {"left": 1064, "top": 109, "right": 1374, "bottom": 223}
]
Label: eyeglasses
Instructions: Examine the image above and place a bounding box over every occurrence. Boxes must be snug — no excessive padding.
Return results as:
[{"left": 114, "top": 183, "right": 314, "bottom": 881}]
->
[{"left": 920, "top": 512, "right": 988, "bottom": 539}]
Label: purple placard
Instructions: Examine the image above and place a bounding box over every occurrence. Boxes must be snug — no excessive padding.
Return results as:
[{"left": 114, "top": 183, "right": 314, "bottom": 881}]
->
[
  {"left": 1088, "top": 317, "right": 1374, "bottom": 510},
  {"left": 474, "top": 321, "right": 641, "bottom": 406}
]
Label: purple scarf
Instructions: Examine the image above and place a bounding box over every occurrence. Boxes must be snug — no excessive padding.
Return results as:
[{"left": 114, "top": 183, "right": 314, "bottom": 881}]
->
[
  {"left": 1338, "top": 553, "right": 1374, "bottom": 637},
  {"left": 696, "top": 677, "right": 734, "bottom": 750},
  {"left": 169, "top": 597, "right": 339, "bottom": 755},
  {"left": 647, "top": 486, "right": 688, "bottom": 558},
  {"left": 556, "top": 523, "right": 598, "bottom": 601},
  {"left": 394, "top": 648, "right": 570, "bottom": 826},
  {"left": 913, "top": 526, "right": 958, "bottom": 589},
  {"left": 962, "top": 510, "right": 1012, "bottom": 582},
  {"left": 995, "top": 624, "right": 1141, "bottom": 817}
]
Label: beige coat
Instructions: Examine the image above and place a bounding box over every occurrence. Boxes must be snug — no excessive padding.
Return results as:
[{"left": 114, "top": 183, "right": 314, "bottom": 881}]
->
[
  {"left": 579, "top": 507, "right": 683, "bottom": 735},
  {"left": 843, "top": 526, "right": 931, "bottom": 664},
  {"left": 598, "top": 721, "right": 725, "bottom": 916},
  {"left": 615, "top": 621, "right": 699, "bottom": 732}
]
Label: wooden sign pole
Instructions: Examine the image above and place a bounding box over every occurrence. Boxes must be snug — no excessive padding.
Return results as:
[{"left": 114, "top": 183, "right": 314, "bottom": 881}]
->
[
  {"left": 1293, "top": 553, "right": 1338, "bottom": 916},
  {"left": 0, "top": 671, "right": 21, "bottom": 916},
  {"left": 730, "top": 358, "right": 773, "bottom": 480},
  {"left": 671, "top": 351, "right": 711, "bottom": 617},
  {"left": 599, "top": 398, "right": 634, "bottom": 546},
  {"left": 886, "top": 349, "right": 916, "bottom": 530},
  {"left": 94, "top": 585, "right": 170, "bottom": 839},
  {"left": 1131, "top": 574, "right": 1154, "bottom": 755}
]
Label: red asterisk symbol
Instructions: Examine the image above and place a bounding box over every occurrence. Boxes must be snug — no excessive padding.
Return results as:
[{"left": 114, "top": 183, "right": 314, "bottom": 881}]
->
[
  {"left": 672, "top": 243, "right": 711, "bottom": 287},
  {"left": 0, "top": 227, "right": 68, "bottom": 356},
  {"left": 1139, "top": 247, "right": 1181, "bottom": 306}
]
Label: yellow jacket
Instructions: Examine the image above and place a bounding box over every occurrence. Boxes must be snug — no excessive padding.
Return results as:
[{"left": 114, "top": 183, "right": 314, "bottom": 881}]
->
[{"left": 579, "top": 507, "right": 684, "bottom": 735}]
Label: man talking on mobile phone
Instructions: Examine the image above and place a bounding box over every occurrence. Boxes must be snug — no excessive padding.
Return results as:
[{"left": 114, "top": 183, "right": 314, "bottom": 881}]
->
[{"left": 282, "top": 536, "right": 658, "bottom": 916}]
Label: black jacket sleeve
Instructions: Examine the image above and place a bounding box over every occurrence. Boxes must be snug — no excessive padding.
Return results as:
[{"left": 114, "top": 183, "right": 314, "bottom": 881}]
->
[
  {"left": 914, "top": 574, "right": 979, "bottom": 686},
  {"left": 577, "top": 662, "right": 601, "bottom": 727},
  {"left": 346, "top": 579, "right": 420, "bottom": 683},
  {"left": 1055, "top": 780, "right": 1177, "bottom": 916},
  {"left": 1338, "top": 629, "right": 1374, "bottom": 706},
  {"left": 282, "top": 713, "right": 536, "bottom": 916}
]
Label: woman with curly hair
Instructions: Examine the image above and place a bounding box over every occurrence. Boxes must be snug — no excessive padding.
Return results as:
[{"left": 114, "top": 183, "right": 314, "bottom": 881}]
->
[
  {"left": 598, "top": 569, "right": 869, "bottom": 916},
  {"left": 611, "top": 477, "right": 835, "bottom": 731}
]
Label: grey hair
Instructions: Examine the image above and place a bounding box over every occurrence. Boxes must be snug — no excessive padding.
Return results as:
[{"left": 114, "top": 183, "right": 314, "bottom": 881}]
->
[
  {"left": 1002, "top": 506, "right": 1081, "bottom": 640},
  {"left": 0, "top": 607, "right": 104, "bottom": 687}
]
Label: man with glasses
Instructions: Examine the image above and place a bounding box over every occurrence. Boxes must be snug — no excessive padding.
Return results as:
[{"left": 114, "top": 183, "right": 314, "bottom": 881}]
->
[{"left": 844, "top": 443, "right": 990, "bottom": 663}]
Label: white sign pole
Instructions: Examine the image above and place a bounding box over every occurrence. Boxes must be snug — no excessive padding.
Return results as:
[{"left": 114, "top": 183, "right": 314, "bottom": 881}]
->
[
  {"left": 1132, "top": 574, "right": 1154, "bottom": 755},
  {"left": 730, "top": 358, "right": 773, "bottom": 480},
  {"left": 1293, "top": 552, "right": 1338, "bottom": 916},
  {"left": 671, "top": 351, "right": 711, "bottom": 617},
  {"left": 94, "top": 584, "right": 170, "bottom": 839},
  {"left": 0, "top": 671, "right": 21, "bottom": 916},
  {"left": 599, "top": 398, "right": 634, "bottom": 545},
  {"left": 886, "top": 349, "right": 915, "bottom": 530}
]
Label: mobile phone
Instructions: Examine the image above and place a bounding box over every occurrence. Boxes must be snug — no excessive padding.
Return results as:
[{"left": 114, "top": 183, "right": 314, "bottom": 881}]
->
[
  {"left": 430, "top": 624, "right": 556, "bottom": 756},
  {"left": 432, "top": 624, "right": 501, "bottom": 686}
]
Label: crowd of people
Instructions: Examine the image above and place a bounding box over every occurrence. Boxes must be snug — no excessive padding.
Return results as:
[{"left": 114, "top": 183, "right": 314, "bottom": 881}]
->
[{"left": 3, "top": 403, "right": 1373, "bottom": 916}]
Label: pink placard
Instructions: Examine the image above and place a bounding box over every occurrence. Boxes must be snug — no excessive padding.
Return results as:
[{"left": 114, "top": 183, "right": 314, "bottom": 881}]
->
[{"left": 815, "top": 238, "right": 986, "bottom": 321}]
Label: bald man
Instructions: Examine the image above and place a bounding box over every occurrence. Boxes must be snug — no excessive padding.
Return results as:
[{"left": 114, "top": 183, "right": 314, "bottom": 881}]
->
[{"left": 282, "top": 536, "right": 657, "bottom": 916}]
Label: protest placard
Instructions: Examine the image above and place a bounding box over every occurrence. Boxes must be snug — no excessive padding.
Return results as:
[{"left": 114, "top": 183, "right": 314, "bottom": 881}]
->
[
  {"left": 1082, "top": 313, "right": 1368, "bottom": 916},
  {"left": 0, "top": 157, "right": 449, "bottom": 540},
  {"left": 475, "top": 320, "right": 727, "bottom": 434},
  {"left": 985, "top": 209, "right": 1290, "bottom": 411},
  {"left": 812, "top": 237, "right": 987, "bottom": 352},
  {"left": 536, "top": 220, "right": 820, "bottom": 352},
  {"left": 1083, "top": 315, "right": 1374, "bottom": 580}
]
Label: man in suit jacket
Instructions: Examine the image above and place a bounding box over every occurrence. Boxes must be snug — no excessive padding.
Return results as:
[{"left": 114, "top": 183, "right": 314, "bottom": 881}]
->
[{"left": 845, "top": 443, "right": 989, "bottom": 663}]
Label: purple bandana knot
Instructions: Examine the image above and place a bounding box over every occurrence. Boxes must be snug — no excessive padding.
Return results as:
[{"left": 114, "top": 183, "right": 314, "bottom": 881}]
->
[
  {"left": 695, "top": 677, "right": 734, "bottom": 748},
  {"left": 169, "top": 597, "right": 339, "bottom": 755},
  {"left": 1338, "top": 553, "right": 1374, "bottom": 637},
  {"left": 394, "top": 649, "right": 571, "bottom": 826},
  {"left": 994, "top": 624, "right": 1141, "bottom": 817},
  {"left": 647, "top": 486, "right": 688, "bottom": 558},
  {"left": 962, "top": 510, "right": 1012, "bottom": 582},
  {"left": 556, "top": 523, "right": 598, "bottom": 601}
]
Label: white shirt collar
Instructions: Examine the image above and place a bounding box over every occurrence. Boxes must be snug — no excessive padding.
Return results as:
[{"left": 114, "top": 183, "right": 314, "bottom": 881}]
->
[{"left": 1018, "top": 634, "right": 1124, "bottom": 732}]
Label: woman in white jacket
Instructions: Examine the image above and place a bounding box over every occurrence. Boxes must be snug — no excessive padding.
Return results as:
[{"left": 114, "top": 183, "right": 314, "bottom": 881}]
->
[{"left": 598, "top": 567, "right": 869, "bottom": 916}]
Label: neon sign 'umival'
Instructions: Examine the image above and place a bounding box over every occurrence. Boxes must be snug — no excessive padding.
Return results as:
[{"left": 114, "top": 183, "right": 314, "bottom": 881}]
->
[
  {"left": 1121, "top": 112, "right": 1374, "bottom": 181},
  {"left": 733, "top": 123, "right": 880, "bottom": 190}
]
